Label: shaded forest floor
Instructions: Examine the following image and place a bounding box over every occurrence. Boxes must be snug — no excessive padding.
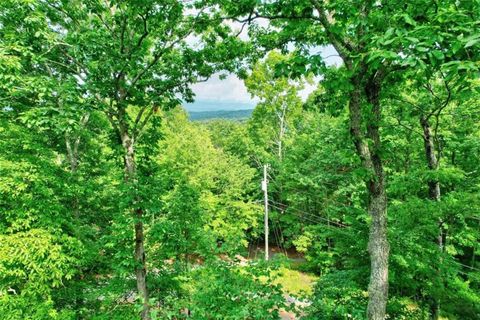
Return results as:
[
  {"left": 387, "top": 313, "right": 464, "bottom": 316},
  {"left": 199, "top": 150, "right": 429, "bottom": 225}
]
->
[{"left": 247, "top": 245, "right": 317, "bottom": 319}]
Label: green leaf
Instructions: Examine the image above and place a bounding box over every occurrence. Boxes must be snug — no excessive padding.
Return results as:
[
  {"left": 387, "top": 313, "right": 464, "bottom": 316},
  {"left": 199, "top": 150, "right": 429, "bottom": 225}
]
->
[{"left": 465, "top": 38, "right": 480, "bottom": 48}]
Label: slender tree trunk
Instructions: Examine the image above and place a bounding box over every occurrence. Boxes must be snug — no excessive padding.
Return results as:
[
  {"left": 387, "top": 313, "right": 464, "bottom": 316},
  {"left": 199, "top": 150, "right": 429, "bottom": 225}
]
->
[
  {"left": 420, "top": 116, "right": 442, "bottom": 320},
  {"left": 65, "top": 112, "right": 89, "bottom": 219},
  {"left": 349, "top": 76, "right": 389, "bottom": 320},
  {"left": 276, "top": 103, "right": 287, "bottom": 162},
  {"left": 472, "top": 221, "right": 478, "bottom": 268},
  {"left": 120, "top": 127, "right": 150, "bottom": 320},
  {"left": 420, "top": 116, "right": 441, "bottom": 201},
  {"left": 65, "top": 135, "right": 80, "bottom": 219},
  {"left": 65, "top": 136, "right": 78, "bottom": 172}
]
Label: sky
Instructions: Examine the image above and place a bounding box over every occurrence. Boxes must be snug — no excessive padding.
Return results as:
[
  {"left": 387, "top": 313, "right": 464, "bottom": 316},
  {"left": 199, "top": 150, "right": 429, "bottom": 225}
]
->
[
  {"left": 185, "top": 45, "right": 342, "bottom": 111},
  {"left": 183, "top": 15, "right": 344, "bottom": 112}
]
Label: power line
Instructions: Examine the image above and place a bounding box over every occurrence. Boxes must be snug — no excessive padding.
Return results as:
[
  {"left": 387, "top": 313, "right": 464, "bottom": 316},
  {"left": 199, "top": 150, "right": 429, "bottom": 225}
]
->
[
  {"left": 268, "top": 201, "right": 480, "bottom": 276},
  {"left": 268, "top": 201, "right": 363, "bottom": 236},
  {"left": 262, "top": 164, "right": 269, "bottom": 261},
  {"left": 269, "top": 199, "right": 352, "bottom": 229},
  {"left": 274, "top": 216, "right": 288, "bottom": 256},
  {"left": 269, "top": 200, "right": 480, "bottom": 271},
  {"left": 452, "top": 260, "right": 480, "bottom": 273},
  {"left": 268, "top": 202, "right": 354, "bottom": 236},
  {"left": 270, "top": 209, "right": 280, "bottom": 254},
  {"left": 466, "top": 216, "right": 480, "bottom": 222},
  {"left": 272, "top": 215, "right": 288, "bottom": 256},
  {"left": 218, "top": 196, "right": 480, "bottom": 274}
]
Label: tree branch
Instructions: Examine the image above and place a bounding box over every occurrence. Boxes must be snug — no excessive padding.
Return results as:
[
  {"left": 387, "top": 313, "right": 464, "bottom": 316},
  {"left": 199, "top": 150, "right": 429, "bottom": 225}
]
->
[
  {"left": 119, "top": 14, "right": 128, "bottom": 55},
  {"left": 309, "top": 0, "right": 355, "bottom": 64}
]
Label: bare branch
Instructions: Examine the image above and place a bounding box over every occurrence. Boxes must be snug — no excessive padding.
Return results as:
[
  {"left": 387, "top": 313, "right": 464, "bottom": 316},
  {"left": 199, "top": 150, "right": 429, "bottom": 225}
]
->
[
  {"left": 45, "top": 59, "right": 79, "bottom": 74},
  {"left": 133, "top": 105, "right": 148, "bottom": 133},
  {"left": 128, "top": 26, "right": 195, "bottom": 91},
  {"left": 134, "top": 107, "right": 155, "bottom": 142},
  {"left": 94, "top": 93, "right": 119, "bottom": 133},
  {"left": 42, "top": 0, "right": 78, "bottom": 25},
  {"left": 432, "top": 77, "right": 451, "bottom": 164},
  {"left": 390, "top": 116, "right": 424, "bottom": 138},
  {"left": 309, "top": 0, "right": 355, "bottom": 64},
  {"left": 423, "top": 83, "right": 442, "bottom": 108},
  {"left": 94, "top": 12, "right": 116, "bottom": 38},
  {"left": 72, "top": 112, "right": 90, "bottom": 160},
  {"left": 58, "top": 45, "right": 89, "bottom": 75},
  {"left": 222, "top": 10, "right": 322, "bottom": 24},
  {"left": 119, "top": 14, "right": 128, "bottom": 55},
  {"left": 391, "top": 95, "right": 423, "bottom": 112}
]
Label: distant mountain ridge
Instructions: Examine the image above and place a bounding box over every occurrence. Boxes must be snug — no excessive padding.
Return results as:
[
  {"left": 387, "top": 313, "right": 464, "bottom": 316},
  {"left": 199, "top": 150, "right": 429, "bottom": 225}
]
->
[
  {"left": 184, "top": 100, "right": 255, "bottom": 112},
  {"left": 188, "top": 109, "right": 253, "bottom": 121}
]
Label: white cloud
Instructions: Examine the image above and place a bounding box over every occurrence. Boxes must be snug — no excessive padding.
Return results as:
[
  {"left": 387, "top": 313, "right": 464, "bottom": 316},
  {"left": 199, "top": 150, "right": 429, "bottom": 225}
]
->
[
  {"left": 191, "top": 73, "right": 256, "bottom": 103},
  {"left": 190, "top": 46, "right": 342, "bottom": 105},
  {"left": 191, "top": 72, "right": 317, "bottom": 104}
]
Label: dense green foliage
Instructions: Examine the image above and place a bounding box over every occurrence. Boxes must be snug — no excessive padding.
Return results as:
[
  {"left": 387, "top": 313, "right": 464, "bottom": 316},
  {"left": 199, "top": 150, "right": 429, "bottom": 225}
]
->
[{"left": 1, "top": 0, "right": 479, "bottom": 319}]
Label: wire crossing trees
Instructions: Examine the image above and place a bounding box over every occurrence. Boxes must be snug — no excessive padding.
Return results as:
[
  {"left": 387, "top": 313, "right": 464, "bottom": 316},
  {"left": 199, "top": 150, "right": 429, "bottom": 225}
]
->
[
  {"left": 262, "top": 164, "right": 269, "bottom": 261},
  {"left": 220, "top": 0, "right": 480, "bottom": 318}
]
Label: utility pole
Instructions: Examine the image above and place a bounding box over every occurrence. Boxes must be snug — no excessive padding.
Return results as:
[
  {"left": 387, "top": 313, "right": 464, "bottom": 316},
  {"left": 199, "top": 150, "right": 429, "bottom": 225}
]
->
[{"left": 262, "top": 164, "right": 269, "bottom": 261}]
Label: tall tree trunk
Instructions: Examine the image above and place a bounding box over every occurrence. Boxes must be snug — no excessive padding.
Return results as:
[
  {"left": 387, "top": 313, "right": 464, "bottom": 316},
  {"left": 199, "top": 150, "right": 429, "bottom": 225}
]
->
[
  {"left": 120, "top": 127, "right": 150, "bottom": 320},
  {"left": 64, "top": 115, "right": 86, "bottom": 313},
  {"left": 420, "top": 116, "right": 442, "bottom": 320},
  {"left": 420, "top": 116, "right": 441, "bottom": 201},
  {"left": 308, "top": 4, "right": 390, "bottom": 316},
  {"left": 365, "top": 77, "right": 389, "bottom": 320},
  {"left": 65, "top": 134, "right": 80, "bottom": 218},
  {"left": 65, "top": 113, "right": 90, "bottom": 219},
  {"left": 349, "top": 76, "right": 389, "bottom": 320}
]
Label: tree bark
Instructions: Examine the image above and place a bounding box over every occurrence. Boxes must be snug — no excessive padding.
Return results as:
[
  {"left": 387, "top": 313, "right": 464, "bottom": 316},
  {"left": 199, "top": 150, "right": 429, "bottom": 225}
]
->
[
  {"left": 420, "top": 116, "right": 442, "bottom": 320},
  {"left": 120, "top": 126, "right": 150, "bottom": 320},
  {"left": 365, "top": 77, "right": 389, "bottom": 320},
  {"left": 309, "top": 3, "right": 390, "bottom": 317},
  {"left": 276, "top": 103, "right": 287, "bottom": 162},
  {"left": 65, "top": 113, "right": 90, "bottom": 219},
  {"left": 349, "top": 76, "right": 389, "bottom": 320},
  {"left": 420, "top": 116, "right": 440, "bottom": 201}
]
